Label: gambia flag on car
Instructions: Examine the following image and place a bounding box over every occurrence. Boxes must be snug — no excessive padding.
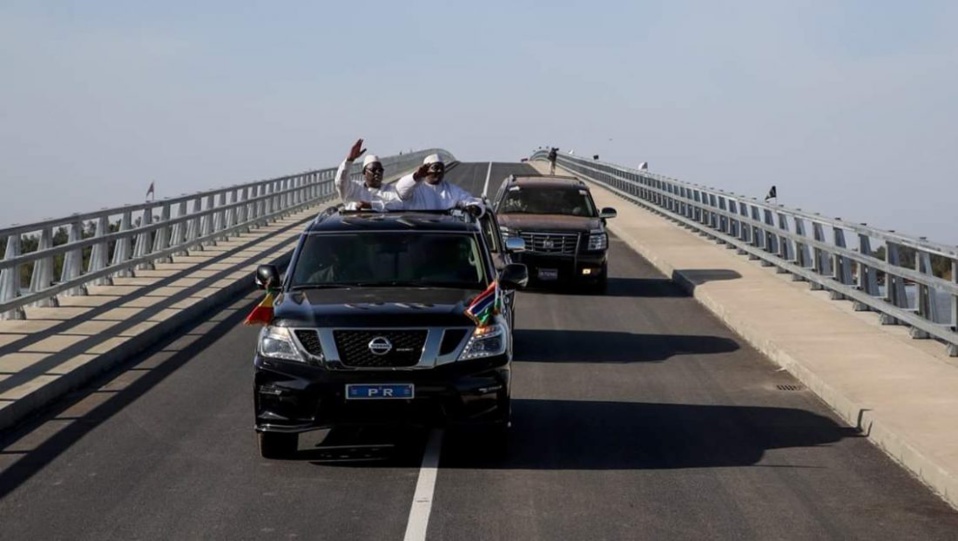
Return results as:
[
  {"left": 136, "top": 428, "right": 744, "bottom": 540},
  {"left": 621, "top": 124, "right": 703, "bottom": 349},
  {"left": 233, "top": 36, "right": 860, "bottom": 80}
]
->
[{"left": 465, "top": 281, "right": 501, "bottom": 327}]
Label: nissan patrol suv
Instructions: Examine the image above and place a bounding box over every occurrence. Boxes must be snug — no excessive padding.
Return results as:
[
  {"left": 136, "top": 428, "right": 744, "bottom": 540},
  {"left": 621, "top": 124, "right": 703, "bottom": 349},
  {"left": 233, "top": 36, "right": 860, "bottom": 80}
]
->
[
  {"left": 491, "top": 174, "right": 616, "bottom": 292},
  {"left": 251, "top": 206, "right": 528, "bottom": 458}
]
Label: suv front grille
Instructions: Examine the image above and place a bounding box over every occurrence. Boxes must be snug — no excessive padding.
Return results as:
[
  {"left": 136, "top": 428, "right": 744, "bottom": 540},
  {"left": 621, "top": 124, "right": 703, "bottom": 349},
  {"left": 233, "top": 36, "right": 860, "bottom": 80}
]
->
[
  {"left": 519, "top": 232, "right": 579, "bottom": 255},
  {"left": 294, "top": 330, "right": 323, "bottom": 357},
  {"left": 333, "top": 330, "right": 427, "bottom": 368}
]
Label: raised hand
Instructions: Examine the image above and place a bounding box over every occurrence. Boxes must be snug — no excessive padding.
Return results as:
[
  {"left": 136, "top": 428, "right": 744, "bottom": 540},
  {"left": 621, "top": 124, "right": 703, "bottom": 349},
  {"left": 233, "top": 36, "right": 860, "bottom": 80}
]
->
[
  {"left": 412, "top": 163, "right": 432, "bottom": 181},
  {"left": 348, "top": 139, "right": 366, "bottom": 161}
]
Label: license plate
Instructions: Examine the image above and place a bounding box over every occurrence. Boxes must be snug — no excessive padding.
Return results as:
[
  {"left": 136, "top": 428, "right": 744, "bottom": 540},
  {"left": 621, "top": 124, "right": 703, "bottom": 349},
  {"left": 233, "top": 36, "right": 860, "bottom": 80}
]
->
[
  {"left": 346, "top": 384, "right": 414, "bottom": 400},
  {"left": 538, "top": 268, "right": 558, "bottom": 280}
]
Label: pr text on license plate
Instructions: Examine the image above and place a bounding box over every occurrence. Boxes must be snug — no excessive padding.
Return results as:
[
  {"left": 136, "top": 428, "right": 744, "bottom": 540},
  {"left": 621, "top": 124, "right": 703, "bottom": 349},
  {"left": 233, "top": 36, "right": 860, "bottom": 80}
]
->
[
  {"left": 346, "top": 384, "right": 415, "bottom": 400},
  {"left": 538, "top": 268, "right": 559, "bottom": 280}
]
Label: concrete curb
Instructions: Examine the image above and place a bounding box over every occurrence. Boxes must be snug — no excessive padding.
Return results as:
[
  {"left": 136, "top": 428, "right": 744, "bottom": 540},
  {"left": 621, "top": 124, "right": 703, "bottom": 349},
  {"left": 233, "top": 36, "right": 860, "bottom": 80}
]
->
[{"left": 551, "top": 161, "right": 958, "bottom": 510}]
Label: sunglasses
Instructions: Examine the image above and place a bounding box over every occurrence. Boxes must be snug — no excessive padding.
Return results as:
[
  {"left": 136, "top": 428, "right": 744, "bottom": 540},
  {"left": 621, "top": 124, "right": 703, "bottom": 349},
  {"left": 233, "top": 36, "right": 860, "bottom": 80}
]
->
[{"left": 427, "top": 163, "right": 445, "bottom": 172}]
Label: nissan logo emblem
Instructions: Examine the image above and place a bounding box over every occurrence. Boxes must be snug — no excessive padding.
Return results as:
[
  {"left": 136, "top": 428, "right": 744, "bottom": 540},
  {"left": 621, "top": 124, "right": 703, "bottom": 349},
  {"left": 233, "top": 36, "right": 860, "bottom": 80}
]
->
[{"left": 368, "top": 336, "right": 393, "bottom": 356}]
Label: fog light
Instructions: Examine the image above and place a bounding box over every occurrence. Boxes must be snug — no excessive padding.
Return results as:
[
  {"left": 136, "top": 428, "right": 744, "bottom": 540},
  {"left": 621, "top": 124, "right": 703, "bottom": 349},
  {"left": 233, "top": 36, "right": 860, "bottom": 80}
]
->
[{"left": 259, "top": 385, "right": 284, "bottom": 396}]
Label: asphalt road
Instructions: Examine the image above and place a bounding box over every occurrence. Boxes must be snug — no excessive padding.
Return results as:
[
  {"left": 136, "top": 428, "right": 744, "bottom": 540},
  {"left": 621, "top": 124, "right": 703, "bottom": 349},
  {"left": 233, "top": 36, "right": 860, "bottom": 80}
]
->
[{"left": 1, "top": 162, "right": 957, "bottom": 540}]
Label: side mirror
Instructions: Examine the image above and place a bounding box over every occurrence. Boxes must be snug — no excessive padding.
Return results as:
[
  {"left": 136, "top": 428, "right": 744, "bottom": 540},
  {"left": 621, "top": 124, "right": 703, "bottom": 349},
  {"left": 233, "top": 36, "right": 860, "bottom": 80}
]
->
[
  {"left": 599, "top": 207, "right": 617, "bottom": 219},
  {"left": 256, "top": 264, "right": 281, "bottom": 290},
  {"left": 499, "top": 263, "right": 529, "bottom": 290},
  {"left": 504, "top": 237, "right": 526, "bottom": 253}
]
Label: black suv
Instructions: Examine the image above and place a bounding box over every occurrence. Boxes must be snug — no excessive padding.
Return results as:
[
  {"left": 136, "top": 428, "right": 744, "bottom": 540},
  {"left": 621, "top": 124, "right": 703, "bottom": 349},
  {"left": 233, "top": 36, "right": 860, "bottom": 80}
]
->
[
  {"left": 251, "top": 206, "right": 528, "bottom": 458},
  {"left": 491, "top": 174, "right": 616, "bottom": 292}
]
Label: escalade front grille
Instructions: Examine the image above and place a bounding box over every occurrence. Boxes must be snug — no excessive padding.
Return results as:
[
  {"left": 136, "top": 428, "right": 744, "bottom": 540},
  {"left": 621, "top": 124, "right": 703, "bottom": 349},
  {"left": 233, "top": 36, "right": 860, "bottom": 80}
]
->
[
  {"left": 519, "top": 232, "right": 579, "bottom": 255},
  {"left": 333, "top": 330, "right": 427, "bottom": 368}
]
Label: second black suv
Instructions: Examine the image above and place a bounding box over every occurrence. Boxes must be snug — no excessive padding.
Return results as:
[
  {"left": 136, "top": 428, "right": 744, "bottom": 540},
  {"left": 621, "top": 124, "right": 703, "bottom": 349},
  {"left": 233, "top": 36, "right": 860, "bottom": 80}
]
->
[
  {"left": 251, "top": 206, "right": 528, "bottom": 458},
  {"left": 491, "top": 175, "right": 616, "bottom": 292}
]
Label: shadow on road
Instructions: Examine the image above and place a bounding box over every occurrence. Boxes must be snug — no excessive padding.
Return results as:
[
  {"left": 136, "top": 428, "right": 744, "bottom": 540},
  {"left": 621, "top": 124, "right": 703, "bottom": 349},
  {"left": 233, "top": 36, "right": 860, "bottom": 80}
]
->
[
  {"left": 440, "top": 398, "right": 859, "bottom": 470},
  {"left": 513, "top": 329, "right": 740, "bottom": 363}
]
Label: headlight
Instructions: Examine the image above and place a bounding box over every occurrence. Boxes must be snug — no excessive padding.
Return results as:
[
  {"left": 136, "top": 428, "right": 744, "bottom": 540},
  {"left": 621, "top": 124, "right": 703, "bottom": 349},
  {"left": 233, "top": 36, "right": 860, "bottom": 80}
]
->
[
  {"left": 588, "top": 230, "right": 608, "bottom": 251},
  {"left": 258, "top": 326, "right": 305, "bottom": 362},
  {"left": 459, "top": 323, "right": 507, "bottom": 360},
  {"left": 499, "top": 226, "right": 514, "bottom": 238}
]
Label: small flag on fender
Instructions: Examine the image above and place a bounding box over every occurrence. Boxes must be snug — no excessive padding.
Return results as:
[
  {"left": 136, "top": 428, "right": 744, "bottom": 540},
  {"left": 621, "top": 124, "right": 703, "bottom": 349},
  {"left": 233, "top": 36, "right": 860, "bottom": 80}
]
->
[
  {"left": 465, "top": 281, "right": 501, "bottom": 327},
  {"left": 244, "top": 290, "right": 275, "bottom": 326}
]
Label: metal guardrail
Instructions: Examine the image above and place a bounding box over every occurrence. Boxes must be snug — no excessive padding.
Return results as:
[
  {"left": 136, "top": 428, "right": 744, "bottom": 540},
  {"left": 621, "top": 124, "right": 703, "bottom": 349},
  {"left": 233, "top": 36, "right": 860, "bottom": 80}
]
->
[
  {"left": 0, "top": 149, "right": 455, "bottom": 319},
  {"left": 532, "top": 150, "right": 958, "bottom": 356}
]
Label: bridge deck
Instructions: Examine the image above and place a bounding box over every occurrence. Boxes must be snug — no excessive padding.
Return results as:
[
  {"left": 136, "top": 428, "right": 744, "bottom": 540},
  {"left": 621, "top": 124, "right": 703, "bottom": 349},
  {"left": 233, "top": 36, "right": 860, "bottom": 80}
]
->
[{"left": 0, "top": 162, "right": 956, "bottom": 539}]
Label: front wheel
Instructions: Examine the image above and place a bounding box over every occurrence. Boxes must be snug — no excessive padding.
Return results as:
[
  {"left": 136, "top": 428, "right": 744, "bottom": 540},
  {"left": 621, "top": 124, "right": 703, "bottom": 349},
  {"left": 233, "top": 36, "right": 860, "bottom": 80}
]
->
[{"left": 258, "top": 431, "right": 297, "bottom": 459}]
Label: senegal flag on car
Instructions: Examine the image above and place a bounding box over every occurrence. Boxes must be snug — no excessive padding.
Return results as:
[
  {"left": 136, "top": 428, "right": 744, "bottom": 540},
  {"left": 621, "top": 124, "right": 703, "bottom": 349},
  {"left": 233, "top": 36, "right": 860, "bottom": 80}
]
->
[
  {"left": 244, "top": 289, "right": 276, "bottom": 326},
  {"left": 465, "top": 281, "right": 501, "bottom": 327}
]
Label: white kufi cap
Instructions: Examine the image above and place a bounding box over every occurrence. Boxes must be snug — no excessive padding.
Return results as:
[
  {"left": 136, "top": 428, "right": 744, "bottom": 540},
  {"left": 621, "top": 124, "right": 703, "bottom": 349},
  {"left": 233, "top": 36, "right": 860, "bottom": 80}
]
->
[
  {"left": 362, "top": 154, "right": 381, "bottom": 169},
  {"left": 423, "top": 153, "right": 443, "bottom": 165}
]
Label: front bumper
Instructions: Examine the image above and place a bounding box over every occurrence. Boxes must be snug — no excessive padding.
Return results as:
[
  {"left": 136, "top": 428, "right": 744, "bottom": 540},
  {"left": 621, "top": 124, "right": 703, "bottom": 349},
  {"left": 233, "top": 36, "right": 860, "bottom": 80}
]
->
[
  {"left": 513, "top": 252, "right": 607, "bottom": 284},
  {"left": 254, "top": 355, "right": 510, "bottom": 433}
]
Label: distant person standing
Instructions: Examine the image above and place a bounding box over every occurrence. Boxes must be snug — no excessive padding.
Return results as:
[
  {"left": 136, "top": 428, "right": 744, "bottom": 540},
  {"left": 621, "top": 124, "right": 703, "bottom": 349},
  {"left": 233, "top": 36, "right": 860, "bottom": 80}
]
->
[{"left": 547, "top": 147, "right": 558, "bottom": 174}]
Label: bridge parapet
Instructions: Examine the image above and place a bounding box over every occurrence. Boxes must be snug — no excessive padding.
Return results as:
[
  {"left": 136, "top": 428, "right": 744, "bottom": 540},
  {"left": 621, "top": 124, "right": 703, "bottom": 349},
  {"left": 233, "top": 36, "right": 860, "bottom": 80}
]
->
[
  {"left": 0, "top": 149, "right": 454, "bottom": 320},
  {"left": 532, "top": 150, "right": 958, "bottom": 356}
]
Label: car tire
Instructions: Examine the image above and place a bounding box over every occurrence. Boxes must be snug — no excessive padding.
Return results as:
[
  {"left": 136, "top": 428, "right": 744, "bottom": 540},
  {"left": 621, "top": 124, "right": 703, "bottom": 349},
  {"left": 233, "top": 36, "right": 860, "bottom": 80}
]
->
[{"left": 258, "top": 431, "right": 297, "bottom": 459}]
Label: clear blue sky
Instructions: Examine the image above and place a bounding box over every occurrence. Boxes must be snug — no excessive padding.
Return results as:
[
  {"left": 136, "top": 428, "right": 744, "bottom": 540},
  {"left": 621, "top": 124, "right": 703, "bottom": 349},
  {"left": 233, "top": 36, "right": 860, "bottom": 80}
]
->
[{"left": 2, "top": 1, "right": 956, "bottom": 242}]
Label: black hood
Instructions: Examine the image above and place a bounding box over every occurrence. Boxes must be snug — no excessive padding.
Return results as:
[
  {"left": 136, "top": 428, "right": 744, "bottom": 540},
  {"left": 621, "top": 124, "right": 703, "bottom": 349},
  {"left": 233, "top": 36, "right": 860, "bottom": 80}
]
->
[{"left": 271, "top": 287, "right": 480, "bottom": 327}]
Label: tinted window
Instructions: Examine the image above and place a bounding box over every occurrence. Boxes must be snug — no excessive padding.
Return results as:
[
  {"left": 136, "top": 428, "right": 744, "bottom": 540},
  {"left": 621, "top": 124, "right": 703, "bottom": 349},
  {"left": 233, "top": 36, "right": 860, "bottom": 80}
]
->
[
  {"left": 291, "top": 233, "right": 486, "bottom": 288},
  {"left": 499, "top": 186, "right": 597, "bottom": 217}
]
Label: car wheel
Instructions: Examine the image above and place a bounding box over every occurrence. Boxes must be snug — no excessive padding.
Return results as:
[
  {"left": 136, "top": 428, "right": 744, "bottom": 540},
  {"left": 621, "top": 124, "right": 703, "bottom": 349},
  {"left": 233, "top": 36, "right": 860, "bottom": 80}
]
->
[{"left": 258, "top": 431, "right": 297, "bottom": 459}]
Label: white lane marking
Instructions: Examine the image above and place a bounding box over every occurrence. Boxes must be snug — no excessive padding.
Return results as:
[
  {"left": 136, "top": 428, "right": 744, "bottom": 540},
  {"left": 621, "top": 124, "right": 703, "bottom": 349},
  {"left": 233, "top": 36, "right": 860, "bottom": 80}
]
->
[
  {"left": 481, "top": 162, "right": 493, "bottom": 198},
  {"left": 403, "top": 429, "right": 444, "bottom": 541}
]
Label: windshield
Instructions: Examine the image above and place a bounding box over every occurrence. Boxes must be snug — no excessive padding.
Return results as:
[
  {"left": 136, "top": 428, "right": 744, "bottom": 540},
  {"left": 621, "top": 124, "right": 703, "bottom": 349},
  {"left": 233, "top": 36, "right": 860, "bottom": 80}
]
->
[
  {"left": 499, "top": 186, "right": 597, "bottom": 217},
  {"left": 290, "top": 232, "right": 487, "bottom": 289}
]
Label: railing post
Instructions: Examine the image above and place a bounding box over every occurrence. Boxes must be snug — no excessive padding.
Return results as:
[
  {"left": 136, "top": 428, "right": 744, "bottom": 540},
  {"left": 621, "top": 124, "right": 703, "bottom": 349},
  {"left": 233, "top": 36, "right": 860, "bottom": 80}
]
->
[
  {"left": 811, "top": 221, "right": 831, "bottom": 289},
  {"left": 88, "top": 215, "right": 113, "bottom": 286},
  {"left": 170, "top": 200, "right": 189, "bottom": 256},
  {"left": 0, "top": 234, "right": 26, "bottom": 319},
  {"left": 856, "top": 234, "right": 880, "bottom": 310},
  {"left": 831, "top": 225, "right": 854, "bottom": 299},
  {"left": 761, "top": 208, "right": 777, "bottom": 266},
  {"left": 186, "top": 197, "right": 203, "bottom": 245},
  {"left": 133, "top": 207, "right": 155, "bottom": 270},
  {"left": 249, "top": 186, "right": 261, "bottom": 224},
  {"left": 111, "top": 210, "right": 134, "bottom": 278},
  {"left": 225, "top": 190, "right": 238, "bottom": 234},
  {"left": 882, "top": 242, "right": 909, "bottom": 325},
  {"left": 152, "top": 203, "right": 172, "bottom": 262},
  {"left": 214, "top": 192, "right": 227, "bottom": 240},
  {"left": 793, "top": 218, "right": 811, "bottom": 277},
  {"left": 61, "top": 219, "right": 88, "bottom": 296},
  {"left": 748, "top": 205, "right": 762, "bottom": 259},
  {"left": 29, "top": 228, "right": 57, "bottom": 307},
  {"left": 914, "top": 250, "right": 939, "bottom": 334},
  {"left": 777, "top": 212, "right": 793, "bottom": 263},
  {"left": 238, "top": 188, "right": 250, "bottom": 231}
]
